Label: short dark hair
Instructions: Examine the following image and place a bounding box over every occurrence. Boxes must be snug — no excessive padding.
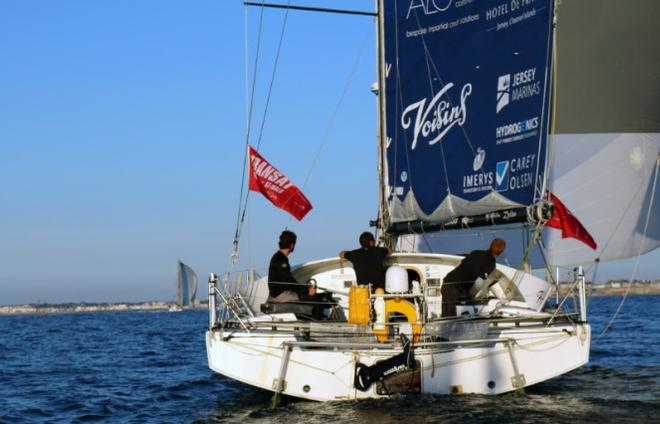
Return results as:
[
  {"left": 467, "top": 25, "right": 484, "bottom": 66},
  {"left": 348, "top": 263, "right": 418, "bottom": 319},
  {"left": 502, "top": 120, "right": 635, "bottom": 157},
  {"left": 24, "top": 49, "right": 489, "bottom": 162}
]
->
[
  {"left": 279, "top": 230, "right": 297, "bottom": 249},
  {"left": 359, "top": 232, "right": 375, "bottom": 248}
]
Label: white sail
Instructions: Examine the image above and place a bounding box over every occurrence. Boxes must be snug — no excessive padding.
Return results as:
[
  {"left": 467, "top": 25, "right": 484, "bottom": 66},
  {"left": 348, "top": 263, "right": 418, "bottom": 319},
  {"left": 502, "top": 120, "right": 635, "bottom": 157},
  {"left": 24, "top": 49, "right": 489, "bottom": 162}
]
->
[
  {"left": 544, "top": 0, "right": 660, "bottom": 265},
  {"left": 177, "top": 260, "right": 198, "bottom": 307},
  {"left": 401, "top": 134, "right": 660, "bottom": 267},
  {"left": 396, "top": 226, "right": 545, "bottom": 269},
  {"left": 546, "top": 133, "right": 659, "bottom": 266}
]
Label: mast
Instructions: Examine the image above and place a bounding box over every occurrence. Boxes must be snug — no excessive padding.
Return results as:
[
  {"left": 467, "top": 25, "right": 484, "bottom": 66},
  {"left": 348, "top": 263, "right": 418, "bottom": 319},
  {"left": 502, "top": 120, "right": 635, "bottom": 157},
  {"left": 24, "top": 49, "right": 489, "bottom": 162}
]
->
[{"left": 375, "top": 0, "right": 391, "bottom": 247}]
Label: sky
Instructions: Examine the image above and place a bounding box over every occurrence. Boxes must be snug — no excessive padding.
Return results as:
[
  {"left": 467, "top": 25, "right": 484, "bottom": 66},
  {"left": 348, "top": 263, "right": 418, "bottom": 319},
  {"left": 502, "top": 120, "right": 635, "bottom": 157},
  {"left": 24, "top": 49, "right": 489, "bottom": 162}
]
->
[{"left": 1, "top": 0, "right": 658, "bottom": 305}]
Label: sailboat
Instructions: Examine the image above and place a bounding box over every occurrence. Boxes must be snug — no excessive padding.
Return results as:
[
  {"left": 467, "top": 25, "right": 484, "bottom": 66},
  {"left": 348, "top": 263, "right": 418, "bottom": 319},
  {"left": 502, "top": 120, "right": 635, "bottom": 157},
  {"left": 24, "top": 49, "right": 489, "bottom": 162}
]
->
[
  {"left": 171, "top": 260, "right": 198, "bottom": 312},
  {"left": 205, "top": 0, "right": 659, "bottom": 402}
]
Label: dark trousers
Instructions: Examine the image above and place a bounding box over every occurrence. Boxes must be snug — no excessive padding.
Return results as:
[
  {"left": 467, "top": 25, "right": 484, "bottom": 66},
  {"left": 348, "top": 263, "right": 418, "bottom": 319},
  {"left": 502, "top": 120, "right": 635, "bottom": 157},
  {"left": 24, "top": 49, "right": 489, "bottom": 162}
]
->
[
  {"left": 441, "top": 283, "right": 459, "bottom": 317},
  {"left": 441, "top": 281, "right": 471, "bottom": 317}
]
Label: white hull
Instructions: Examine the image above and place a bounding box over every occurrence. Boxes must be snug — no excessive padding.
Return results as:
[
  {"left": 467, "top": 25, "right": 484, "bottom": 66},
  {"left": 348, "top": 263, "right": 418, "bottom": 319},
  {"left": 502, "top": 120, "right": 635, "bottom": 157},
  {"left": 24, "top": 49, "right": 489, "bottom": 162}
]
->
[
  {"left": 207, "top": 322, "right": 589, "bottom": 400},
  {"left": 206, "top": 254, "right": 591, "bottom": 401}
]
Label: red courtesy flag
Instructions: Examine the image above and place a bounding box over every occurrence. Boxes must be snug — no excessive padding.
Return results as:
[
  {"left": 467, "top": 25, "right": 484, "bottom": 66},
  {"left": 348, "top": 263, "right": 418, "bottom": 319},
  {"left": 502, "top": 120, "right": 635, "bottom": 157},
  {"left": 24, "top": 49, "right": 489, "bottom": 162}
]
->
[
  {"left": 546, "top": 191, "right": 597, "bottom": 250},
  {"left": 248, "top": 145, "right": 313, "bottom": 221}
]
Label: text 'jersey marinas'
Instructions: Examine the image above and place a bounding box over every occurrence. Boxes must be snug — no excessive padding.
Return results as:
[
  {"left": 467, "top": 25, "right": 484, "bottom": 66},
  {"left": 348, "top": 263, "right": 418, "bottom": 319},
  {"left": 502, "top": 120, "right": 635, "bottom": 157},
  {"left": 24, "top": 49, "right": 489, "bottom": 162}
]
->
[{"left": 343, "top": 246, "right": 389, "bottom": 289}]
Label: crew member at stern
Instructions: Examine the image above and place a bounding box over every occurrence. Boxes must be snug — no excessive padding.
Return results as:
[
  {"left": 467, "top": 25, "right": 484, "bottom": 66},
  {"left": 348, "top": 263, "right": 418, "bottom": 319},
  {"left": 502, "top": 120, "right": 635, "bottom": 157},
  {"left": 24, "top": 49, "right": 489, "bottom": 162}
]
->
[
  {"left": 440, "top": 238, "right": 506, "bottom": 317},
  {"left": 267, "top": 230, "right": 316, "bottom": 302},
  {"left": 339, "top": 232, "right": 391, "bottom": 290}
]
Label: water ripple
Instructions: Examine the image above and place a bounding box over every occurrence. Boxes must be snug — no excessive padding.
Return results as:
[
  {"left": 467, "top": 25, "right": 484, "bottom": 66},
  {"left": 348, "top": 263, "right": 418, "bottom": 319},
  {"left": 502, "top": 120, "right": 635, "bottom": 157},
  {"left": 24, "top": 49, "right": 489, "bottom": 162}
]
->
[{"left": 0, "top": 297, "right": 658, "bottom": 423}]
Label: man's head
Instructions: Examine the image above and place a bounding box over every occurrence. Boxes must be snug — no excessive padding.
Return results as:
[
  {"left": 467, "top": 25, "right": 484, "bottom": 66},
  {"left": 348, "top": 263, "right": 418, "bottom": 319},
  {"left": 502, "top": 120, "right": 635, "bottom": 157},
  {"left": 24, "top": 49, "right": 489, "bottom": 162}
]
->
[
  {"left": 279, "top": 230, "right": 297, "bottom": 252},
  {"left": 489, "top": 238, "right": 506, "bottom": 257},
  {"left": 359, "top": 232, "right": 375, "bottom": 248}
]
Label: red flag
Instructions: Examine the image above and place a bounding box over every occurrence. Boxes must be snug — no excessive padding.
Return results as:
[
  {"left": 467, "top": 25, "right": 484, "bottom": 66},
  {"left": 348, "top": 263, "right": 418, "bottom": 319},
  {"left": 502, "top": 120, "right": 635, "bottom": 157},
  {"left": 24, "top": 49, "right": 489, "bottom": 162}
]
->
[
  {"left": 546, "top": 191, "right": 597, "bottom": 250},
  {"left": 248, "top": 145, "right": 313, "bottom": 220}
]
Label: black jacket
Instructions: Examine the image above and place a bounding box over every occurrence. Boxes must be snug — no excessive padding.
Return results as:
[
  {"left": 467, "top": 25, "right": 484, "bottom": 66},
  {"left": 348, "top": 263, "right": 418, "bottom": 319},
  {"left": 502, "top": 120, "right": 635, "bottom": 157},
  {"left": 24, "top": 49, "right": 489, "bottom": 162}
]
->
[
  {"left": 267, "top": 251, "right": 307, "bottom": 298},
  {"left": 343, "top": 246, "right": 389, "bottom": 289},
  {"left": 444, "top": 250, "right": 496, "bottom": 294}
]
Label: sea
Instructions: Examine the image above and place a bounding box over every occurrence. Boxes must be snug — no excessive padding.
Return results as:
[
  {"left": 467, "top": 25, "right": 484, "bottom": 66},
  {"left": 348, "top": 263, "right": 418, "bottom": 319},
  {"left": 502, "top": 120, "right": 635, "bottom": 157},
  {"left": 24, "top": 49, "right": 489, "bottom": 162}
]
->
[{"left": 1, "top": 296, "right": 658, "bottom": 423}]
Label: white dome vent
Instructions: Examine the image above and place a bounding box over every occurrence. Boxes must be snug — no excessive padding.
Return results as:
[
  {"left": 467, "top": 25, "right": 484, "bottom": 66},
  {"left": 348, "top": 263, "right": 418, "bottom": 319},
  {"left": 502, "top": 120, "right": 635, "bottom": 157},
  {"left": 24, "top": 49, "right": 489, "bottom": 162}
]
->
[{"left": 385, "top": 265, "right": 409, "bottom": 294}]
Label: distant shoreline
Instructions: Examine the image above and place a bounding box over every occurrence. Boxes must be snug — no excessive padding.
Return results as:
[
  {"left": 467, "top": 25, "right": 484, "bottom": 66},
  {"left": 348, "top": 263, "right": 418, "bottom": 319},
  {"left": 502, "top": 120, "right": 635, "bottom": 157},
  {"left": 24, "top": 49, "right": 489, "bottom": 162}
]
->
[
  {"left": 0, "top": 301, "right": 208, "bottom": 316},
  {"left": 555, "top": 281, "right": 660, "bottom": 297},
  {"left": 1, "top": 283, "right": 658, "bottom": 315}
]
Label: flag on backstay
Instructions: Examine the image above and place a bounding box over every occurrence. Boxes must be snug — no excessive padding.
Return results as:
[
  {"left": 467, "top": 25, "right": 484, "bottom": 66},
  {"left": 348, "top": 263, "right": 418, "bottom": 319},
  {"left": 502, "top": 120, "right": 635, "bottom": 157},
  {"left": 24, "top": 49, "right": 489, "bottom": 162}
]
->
[
  {"left": 546, "top": 191, "right": 597, "bottom": 250},
  {"left": 248, "top": 145, "right": 313, "bottom": 221}
]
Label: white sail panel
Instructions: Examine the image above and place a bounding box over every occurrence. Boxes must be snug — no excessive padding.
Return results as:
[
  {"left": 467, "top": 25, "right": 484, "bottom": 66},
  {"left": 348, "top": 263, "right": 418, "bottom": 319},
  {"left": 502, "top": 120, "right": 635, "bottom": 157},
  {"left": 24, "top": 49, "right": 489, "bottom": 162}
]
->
[
  {"left": 177, "top": 260, "right": 198, "bottom": 307},
  {"left": 545, "top": 133, "right": 660, "bottom": 266},
  {"left": 396, "top": 226, "right": 545, "bottom": 269},
  {"left": 405, "top": 133, "right": 660, "bottom": 267},
  {"left": 388, "top": 191, "right": 523, "bottom": 225}
]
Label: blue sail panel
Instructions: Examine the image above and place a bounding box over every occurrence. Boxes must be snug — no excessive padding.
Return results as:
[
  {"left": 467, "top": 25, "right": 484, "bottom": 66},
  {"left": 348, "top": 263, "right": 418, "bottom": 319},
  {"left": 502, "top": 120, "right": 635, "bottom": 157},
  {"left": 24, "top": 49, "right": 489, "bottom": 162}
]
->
[{"left": 383, "top": 0, "right": 555, "bottom": 225}]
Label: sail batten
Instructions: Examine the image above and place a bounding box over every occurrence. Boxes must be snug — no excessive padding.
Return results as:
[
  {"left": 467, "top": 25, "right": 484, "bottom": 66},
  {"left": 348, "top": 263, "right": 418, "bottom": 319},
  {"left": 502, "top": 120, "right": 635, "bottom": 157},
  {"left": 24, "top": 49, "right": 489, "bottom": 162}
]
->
[{"left": 382, "top": 0, "right": 556, "bottom": 230}]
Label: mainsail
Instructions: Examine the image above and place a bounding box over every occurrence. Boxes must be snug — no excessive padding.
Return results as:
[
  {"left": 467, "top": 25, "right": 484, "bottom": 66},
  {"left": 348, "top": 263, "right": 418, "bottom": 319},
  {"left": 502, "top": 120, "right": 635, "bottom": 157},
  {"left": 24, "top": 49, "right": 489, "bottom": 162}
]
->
[
  {"left": 382, "top": 0, "right": 556, "bottom": 230},
  {"left": 396, "top": 0, "right": 660, "bottom": 267},
  {"left": 177, "top": 260, "right": 198, "bottom": 307}
]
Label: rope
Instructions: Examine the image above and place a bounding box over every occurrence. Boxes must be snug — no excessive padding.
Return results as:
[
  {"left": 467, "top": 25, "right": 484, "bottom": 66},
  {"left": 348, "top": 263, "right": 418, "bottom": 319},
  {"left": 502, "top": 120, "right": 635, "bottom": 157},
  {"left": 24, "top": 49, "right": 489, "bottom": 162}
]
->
[
  {"left": 232, "top": 1, "right": 291, "bottom": 262},
  {"left": 232, "top": 1, "right": 266, "bottom": 263},
  {"left": 537, "top": 2, "right": 558, "bottom": 200},
  {"left": 594, "top": 156, "right": 659, "bottom": 342},
  {"left": 409, "top": 8, "right": 490, "bottom": 191},
  {"left": 254, "top": 0, "right": 292, "bottom": 150},
  {"left": 283, "top": 25, "right": 371, "bottom": 226}
]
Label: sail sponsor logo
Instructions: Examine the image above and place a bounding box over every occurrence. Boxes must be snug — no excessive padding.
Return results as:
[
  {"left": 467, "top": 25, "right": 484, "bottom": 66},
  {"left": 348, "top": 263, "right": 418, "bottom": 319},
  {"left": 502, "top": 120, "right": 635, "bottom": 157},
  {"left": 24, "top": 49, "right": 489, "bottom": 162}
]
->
[
  {"left": 495, "top": 116, "right": 539, "bottom": 145},
  {"left": 495, "top": 161, "right": 510, "bottom": 191},
  {"left": 496, "top": 67, "right": 540, "bottom": 113},
  {"left": 495, "top": 153, "right": 536, "bottom": 192},
  {"left": 463, "top": 147, "right": 493, "bottom": 193},
  {"left": 406, "top": 0, "right": 453, "bottom": 18},
  {"left": 496, "top": 74, "right": 510, "bottom": 113},
  {"left": 250, "top": 155, "right": 294, "bottom": 194},
  {"left": 473, "top": 147, "right": 486, "bottom": 171},
  {"left": 401, "top": 82, "right": 472, "bottom": 150},
  {"left": 463, "top": 171, "right": 494, "bottom": 193},
  {"left": 488, "top": 0, "right": 540, "bottom": 31}
]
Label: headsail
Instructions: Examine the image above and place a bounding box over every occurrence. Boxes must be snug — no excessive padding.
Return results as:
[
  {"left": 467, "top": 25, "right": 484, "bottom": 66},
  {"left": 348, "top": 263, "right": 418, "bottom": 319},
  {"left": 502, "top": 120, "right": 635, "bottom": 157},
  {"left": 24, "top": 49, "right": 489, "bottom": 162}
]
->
[
  {"left": 544, "top": 0, "right": 660, "bottom": 266},
  {"left": 177, "top": 260, "right": 198, "bottom": 307},
  {"left": 382, "top": 0, "right": 556, "bottom": 232}
]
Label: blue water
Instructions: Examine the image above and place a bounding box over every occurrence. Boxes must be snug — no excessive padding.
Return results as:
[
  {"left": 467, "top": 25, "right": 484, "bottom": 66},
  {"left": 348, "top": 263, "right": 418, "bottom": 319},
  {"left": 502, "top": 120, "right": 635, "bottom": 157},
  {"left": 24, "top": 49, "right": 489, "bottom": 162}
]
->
[{"left": 1, "top": 296, "right": 658, "bottom": 423}]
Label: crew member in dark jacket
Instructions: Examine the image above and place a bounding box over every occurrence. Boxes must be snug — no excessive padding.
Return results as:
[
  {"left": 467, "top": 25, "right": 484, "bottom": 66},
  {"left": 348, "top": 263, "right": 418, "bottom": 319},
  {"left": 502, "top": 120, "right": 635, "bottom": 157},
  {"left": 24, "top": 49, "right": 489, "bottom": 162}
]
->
[
  {"left": 267, "top": 230, "right": 316, "bottom": 302},
  {"left": 339, "top": 232, "right": 390, "bottom": 290},
  {"left": 441, "top": 238, "right": 506, "bottom": 317}
]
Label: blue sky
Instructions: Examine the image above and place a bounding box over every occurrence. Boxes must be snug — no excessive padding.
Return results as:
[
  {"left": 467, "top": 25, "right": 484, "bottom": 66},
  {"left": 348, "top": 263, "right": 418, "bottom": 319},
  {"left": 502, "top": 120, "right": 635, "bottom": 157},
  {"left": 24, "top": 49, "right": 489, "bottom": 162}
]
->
[{"left": 1, "top": 1, "right": 657, "bottom": 305}]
